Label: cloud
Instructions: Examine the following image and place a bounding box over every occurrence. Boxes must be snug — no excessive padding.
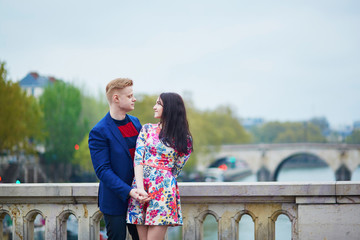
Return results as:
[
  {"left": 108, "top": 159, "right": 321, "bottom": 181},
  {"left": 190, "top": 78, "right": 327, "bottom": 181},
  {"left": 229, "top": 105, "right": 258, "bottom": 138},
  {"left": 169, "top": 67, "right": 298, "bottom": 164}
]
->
[{"left": 1, "top": 0, "right": 359, "bottom": 126}]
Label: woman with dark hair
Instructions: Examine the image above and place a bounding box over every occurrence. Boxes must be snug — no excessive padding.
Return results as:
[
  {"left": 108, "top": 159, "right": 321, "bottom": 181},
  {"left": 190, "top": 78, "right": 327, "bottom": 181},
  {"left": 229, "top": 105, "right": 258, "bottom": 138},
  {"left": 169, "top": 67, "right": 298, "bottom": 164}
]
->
[{"left": 126, "top": 92, "right": 193, "bottom": 240}]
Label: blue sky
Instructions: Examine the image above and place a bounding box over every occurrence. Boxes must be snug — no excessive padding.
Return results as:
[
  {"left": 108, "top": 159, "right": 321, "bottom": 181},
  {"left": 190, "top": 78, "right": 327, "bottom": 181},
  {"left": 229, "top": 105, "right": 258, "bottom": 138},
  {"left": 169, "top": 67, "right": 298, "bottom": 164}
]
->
[{"left": 1, "top": 0, "right": 359, "bottom": 128}]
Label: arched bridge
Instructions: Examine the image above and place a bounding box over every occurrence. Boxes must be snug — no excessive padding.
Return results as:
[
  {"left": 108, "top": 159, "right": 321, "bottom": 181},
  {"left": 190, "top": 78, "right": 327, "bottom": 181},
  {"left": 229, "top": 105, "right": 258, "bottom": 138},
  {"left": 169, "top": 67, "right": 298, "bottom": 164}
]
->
[{"left": 207, "top": 143, "right": 360, "bottom": 181}]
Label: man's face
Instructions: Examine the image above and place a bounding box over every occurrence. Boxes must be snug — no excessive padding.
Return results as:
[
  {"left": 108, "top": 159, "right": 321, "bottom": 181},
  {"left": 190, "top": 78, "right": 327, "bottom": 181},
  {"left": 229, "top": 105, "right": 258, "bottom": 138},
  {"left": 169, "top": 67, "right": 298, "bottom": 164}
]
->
[{"left": 115, "top": 86, "right": 136, "bottom": 113}]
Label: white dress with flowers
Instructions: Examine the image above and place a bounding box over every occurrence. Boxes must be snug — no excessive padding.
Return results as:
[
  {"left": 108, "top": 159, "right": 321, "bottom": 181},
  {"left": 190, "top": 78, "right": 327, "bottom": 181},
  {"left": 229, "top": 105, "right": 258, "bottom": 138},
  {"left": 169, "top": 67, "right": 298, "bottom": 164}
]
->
[{"left": 126, "top": 123, "right": 192, "bottom": 226}]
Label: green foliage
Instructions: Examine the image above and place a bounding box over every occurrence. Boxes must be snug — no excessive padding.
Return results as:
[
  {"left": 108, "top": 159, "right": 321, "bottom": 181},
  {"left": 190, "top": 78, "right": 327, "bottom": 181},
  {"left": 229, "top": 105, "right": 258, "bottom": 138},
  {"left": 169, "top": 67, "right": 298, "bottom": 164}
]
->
[
  {"left": 346, "top": 130, "right": 360, "bottom": 144},
  {"left": 251, "top": 121, "right": 326, "bottom": 143},
  {"left": 185, "top": 105, "right": 251, "bottom": 172},
  {"left": 131, "top": 94, "right": 158, "bottom": 124},
  {"left": 73, "top": 134, "right": 93, "bottom": 172},
  {"left": 40, "top": 81, "right": 83, "bottom": 165},
  {"left": 130, "top": 94, "right": 251, "bottom": 173},
  {"left": 202, "top": 106, "right": 251, "bottom": 145},
  {"left": 250, "top": 122, "right": 284, "bottom": 143},
  {"left": 80, "top": 91, "right": 108, "bottom": 133},
  {"left": 0, "top": 61, "right": 44, "bottom": 153},
  {"left": 309, "top": 117, "right": 330, "bottom": 134}
]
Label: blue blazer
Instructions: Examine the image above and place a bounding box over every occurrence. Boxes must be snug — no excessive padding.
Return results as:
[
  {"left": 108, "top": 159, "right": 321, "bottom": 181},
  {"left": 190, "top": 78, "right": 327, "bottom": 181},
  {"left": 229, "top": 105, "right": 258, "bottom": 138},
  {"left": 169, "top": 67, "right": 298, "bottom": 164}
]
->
[{"left": 88, "top": 112, "right": 142, "bottom": 215}]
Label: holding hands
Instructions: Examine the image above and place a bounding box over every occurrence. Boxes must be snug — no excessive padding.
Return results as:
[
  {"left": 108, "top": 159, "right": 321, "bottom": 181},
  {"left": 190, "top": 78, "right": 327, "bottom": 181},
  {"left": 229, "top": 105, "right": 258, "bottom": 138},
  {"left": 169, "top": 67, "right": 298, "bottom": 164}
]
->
[
  {"left": 129, "top": 188, "right": 151, "bottom": 203},
  {"left": 137, "top": 188, "right": 151, "bottom": 203}
]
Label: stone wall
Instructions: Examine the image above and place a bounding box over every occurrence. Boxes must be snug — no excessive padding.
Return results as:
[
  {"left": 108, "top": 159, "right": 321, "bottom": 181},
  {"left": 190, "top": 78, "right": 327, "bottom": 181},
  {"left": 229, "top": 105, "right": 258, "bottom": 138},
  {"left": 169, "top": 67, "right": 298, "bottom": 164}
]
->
[{"left": 0, "top": 182, "right": 359, "bottom": 240}]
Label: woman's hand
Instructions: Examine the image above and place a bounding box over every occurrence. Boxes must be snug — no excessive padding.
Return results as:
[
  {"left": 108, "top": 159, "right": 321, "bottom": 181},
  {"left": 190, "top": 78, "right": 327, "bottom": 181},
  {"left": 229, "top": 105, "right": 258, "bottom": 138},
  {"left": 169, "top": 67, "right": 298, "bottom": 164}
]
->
[{"left": 137, "top": 188, "right": 151, "bottom": 203}]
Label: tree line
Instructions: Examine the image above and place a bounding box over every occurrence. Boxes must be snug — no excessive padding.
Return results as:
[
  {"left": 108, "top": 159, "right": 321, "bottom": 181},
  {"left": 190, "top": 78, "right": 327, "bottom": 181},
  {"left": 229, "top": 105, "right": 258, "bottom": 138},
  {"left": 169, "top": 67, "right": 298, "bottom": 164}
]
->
[{"left": 1, "top": 61, "right": 359, "bottom": 182}]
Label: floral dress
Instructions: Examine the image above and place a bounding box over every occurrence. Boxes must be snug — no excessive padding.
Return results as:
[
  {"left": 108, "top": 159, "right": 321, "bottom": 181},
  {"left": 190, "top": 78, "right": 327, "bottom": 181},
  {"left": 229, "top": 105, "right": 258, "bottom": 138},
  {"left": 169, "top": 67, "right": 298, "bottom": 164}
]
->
[{"left": 126, "top": 123, "right": 192, "bottom": 226}]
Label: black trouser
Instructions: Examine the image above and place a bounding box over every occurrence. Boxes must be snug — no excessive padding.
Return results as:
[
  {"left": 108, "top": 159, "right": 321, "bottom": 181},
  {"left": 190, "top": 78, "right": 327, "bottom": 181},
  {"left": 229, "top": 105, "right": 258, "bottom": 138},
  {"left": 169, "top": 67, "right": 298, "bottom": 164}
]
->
[{"left": 103, "top": 214, "right": 139, "bottom": 240}]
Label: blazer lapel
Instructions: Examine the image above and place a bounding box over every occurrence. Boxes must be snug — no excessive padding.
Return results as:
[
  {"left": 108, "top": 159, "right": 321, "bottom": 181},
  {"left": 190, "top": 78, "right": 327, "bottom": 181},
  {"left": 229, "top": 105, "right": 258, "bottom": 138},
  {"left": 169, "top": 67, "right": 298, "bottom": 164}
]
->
[{"left": 105, "top": 112, "right": 131, "bottom": 159}]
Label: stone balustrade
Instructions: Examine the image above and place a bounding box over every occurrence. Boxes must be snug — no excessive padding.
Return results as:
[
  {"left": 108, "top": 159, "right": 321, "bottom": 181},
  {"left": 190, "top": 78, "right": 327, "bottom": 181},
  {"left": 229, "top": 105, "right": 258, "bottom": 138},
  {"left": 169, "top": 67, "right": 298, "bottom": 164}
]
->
[{"left": 0, "top": 182, "right": 359, "bottom": 240}]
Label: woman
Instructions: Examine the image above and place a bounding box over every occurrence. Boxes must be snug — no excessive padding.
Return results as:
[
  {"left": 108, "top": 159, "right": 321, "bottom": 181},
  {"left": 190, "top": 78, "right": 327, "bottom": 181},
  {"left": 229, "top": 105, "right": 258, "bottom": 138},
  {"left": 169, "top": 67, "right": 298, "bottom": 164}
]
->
[{"left": 126, "top": 92, "right": 193, "bottom": 240}]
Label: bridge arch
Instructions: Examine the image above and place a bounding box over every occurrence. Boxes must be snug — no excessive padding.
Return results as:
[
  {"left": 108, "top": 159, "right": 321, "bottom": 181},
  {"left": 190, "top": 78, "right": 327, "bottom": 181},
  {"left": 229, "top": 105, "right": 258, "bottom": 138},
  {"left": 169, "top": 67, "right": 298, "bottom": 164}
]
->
[{"left": 272, "top": 153, "right": 333, "bottom": 181}]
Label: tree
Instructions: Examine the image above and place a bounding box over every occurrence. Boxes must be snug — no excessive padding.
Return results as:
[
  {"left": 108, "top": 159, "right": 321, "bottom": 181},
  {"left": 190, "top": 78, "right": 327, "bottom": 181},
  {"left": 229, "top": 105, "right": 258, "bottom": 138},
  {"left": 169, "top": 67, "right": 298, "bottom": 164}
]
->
[
  {"left": 251, "top": 121, "right": 286, "bottom": 143},
  {"left": 79, "top": 91, "right": 109, "bottom": 133},
  {"left": 275, "top": 122, "right": 326, "bottom": 143},
  {"left": 131, "top": 94, "right": 252, "bottom": 173},
  {"left": 309, "top": 117, "right": 330, "bottom": 136},
  {"left": 0, "top": 61, "right": 44, "bottom": 153},
  {"left": 131, "top": 94, "right": 158, "bottom": 125},
  {"left": 73, "top": 134, "right": 93, "bottom": 172},
  {"left": 202, "top": 106, "right": 251, "bottom": 145},
  {"left": 346, "top": 130, "right": 360, "bottom": 144},
  {"left": 79, "top": 92, "right": 252, "bottom": 176},
  {"left": 40, "top": 81, "right": 84, "bottom": 182},
  {"left": 250, "top": 121, "right": 326, "bottom": 143}
]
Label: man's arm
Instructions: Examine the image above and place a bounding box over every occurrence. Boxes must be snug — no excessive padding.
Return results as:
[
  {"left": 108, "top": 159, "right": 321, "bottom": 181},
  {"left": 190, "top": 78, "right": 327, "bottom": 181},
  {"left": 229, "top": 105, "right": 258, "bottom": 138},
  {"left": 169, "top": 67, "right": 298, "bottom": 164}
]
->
[{"left": 88, "top": 128, "right": 132, "bottom": 201}]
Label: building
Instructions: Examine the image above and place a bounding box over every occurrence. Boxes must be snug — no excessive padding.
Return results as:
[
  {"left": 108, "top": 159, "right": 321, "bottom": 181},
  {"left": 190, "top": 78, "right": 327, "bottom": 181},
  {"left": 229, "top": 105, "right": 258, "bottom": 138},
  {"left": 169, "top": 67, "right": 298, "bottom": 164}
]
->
[
  {"left": 19, "top": 72, "right": 56, "bottom": 98},
  {"left": 241, "top": 117, "right": 265, "bottom": 130},
  {"left": 354, "top": 120, "right": 360, "bottom": 130}
]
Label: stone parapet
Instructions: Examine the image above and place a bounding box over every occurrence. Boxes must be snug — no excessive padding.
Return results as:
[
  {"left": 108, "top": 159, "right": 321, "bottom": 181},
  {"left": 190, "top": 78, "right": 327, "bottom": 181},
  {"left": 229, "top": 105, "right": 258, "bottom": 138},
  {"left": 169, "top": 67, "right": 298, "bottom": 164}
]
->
[{"left": 0, "top": 182, "right": 359, "bottom": 240}]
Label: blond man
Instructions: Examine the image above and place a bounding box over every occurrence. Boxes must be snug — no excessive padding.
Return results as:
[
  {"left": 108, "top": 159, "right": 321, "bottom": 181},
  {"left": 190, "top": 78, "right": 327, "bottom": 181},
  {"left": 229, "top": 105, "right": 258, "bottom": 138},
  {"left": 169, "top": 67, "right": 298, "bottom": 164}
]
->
[{"left": 89, "top": 78, "right": 144, "bottom": 240}]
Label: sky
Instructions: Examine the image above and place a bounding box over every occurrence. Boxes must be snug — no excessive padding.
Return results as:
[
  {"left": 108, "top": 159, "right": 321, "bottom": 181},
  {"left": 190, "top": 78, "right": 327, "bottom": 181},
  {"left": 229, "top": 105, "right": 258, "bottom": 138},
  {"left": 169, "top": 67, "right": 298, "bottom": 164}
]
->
[{"left": 1, "top": 0, "right": 359, "bottom": 129}]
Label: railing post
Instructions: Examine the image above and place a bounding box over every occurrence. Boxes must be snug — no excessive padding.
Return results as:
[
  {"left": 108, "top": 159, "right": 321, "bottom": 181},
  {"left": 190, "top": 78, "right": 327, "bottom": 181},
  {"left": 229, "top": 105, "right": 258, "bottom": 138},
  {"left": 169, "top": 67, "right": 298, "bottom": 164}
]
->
[
  {"left": 255, "top": 214, "right": 270, "bottom": 240},
  {"left": 45, "top": 214, "right": 58, "bottom": 240},
  {"left": 78, "top": 204, "right": 99, "bottom": 240},
  {"left": 10, "top": 206, "right": 24, "bottom": 240},
  {"left": 219, "top": 214, "right": 233, "bottom": 239},
  {"left": 182, "top": 204, "right": 197, "bottom": 239},
  {"left": 78, "top": 216, "right": 91, "bottom": 240},
  {"left": 245, "top": 203, "right": 277, "bottom": 240}
]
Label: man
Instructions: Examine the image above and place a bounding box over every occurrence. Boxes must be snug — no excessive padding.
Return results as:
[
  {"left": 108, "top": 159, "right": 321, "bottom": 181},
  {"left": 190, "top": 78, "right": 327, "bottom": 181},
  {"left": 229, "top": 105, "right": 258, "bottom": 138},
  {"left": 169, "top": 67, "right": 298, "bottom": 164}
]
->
[{"left": 89, "top": 78, "right": 145, "bottom": 240}]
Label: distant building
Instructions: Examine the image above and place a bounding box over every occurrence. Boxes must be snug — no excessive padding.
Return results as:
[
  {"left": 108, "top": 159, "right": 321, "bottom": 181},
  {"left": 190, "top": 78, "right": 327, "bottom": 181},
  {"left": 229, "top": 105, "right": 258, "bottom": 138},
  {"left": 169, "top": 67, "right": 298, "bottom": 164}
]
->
[
  {"left": 354, "top": 121, "right": 360, "bottom": 130},
  {"left": 334, "top": 125, "right": 353, "bottom": 142},
  {"left": 19, "top": 72, "right": 56, "bottom": 98},
  {"left": 241, "top": 118, "right": 264, "bottom": 130}
]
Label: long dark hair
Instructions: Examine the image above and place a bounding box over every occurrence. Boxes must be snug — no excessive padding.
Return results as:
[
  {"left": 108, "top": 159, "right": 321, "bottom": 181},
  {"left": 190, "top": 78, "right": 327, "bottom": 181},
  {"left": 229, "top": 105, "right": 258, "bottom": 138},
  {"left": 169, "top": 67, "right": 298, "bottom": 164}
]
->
[{"left": 158, "top": 92, "right": 193, "bottom": 154}]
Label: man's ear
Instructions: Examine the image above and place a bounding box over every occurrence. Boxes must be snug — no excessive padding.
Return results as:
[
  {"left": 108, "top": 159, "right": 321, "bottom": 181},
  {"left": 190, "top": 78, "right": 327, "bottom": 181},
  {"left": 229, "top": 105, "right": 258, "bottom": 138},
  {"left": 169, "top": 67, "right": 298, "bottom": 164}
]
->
[{"left": 113, "top": 94, "right": 119, "bottom": 103}]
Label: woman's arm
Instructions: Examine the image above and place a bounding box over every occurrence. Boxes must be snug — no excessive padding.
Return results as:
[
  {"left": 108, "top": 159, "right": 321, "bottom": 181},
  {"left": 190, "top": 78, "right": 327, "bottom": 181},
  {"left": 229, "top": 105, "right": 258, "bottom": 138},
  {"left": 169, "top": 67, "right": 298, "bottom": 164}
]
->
[
  {"left": 172, "top": 137, "right": 193, "bottom": 178},
  {"left": 134, "top": 165, "right": 147, "bottom": 197},
  {"left": 133, "top": 125, "right": 150, "bottom": 201}
]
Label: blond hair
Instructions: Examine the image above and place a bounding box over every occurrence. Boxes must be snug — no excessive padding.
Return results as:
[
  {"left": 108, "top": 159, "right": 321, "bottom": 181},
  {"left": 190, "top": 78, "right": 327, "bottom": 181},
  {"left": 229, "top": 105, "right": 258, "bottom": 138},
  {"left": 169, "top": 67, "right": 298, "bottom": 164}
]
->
[{"left": 106, "top": 78, "right": 133, "bottom": 103}]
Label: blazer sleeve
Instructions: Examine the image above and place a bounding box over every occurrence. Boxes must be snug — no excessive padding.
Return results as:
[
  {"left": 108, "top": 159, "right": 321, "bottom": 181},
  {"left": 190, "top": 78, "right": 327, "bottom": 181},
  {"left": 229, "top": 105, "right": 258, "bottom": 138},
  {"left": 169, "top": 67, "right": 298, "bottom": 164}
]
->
[{"left": 88, "top": 127, "right": 132, "bottom": 201}]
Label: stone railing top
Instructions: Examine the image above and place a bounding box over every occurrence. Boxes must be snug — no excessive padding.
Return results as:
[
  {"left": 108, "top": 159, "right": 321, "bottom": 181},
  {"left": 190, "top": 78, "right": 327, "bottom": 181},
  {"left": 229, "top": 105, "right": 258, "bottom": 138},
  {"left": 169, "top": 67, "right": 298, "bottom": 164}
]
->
[
  {"left": 0, "top": 183, "right": 98, "bottom": 204},
  {"left": 179, "top": 181, "right": 360, "bottom": 203},
  {"left": 218, "top": 143, "right": 360, "bottom": 150},
  {"left": 179, "top": 181, "right": 360, "bottom": 196},
  {"left": 0, "top": 182, "right": 359, "bottom": 204}
]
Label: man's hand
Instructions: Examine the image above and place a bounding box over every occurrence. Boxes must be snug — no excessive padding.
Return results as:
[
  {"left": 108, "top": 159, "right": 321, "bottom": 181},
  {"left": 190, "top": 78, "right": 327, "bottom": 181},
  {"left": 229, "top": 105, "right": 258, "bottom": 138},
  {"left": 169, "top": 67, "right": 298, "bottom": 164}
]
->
[
  {"left": 129, "top": 188, "right": 150, "bottom": 203},
  {"left": 137, "top": 189, "right": 150, "bottom": 203},
  {"left": 129, "top": 189, "right": 140, "bottom": 201}
]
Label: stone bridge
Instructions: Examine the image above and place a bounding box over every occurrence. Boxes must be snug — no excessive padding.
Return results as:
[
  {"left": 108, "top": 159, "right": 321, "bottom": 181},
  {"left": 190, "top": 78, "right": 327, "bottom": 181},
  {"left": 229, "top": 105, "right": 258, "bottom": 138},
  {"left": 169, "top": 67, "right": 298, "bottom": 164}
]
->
[
  {"left": 202, "top": 143, "right": 360, "bottom": 181},
  {"left": 0, "top": 182, "right": 359, "bottom": 240}
]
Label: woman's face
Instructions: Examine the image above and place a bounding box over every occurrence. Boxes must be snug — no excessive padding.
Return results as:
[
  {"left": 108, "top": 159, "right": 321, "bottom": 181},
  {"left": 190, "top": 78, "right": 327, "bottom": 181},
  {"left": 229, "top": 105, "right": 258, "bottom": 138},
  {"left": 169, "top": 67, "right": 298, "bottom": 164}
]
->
[{"left": 153, "top": 97, "right": 163, "bottom": 119}]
